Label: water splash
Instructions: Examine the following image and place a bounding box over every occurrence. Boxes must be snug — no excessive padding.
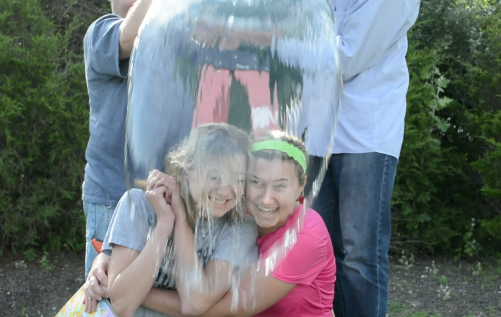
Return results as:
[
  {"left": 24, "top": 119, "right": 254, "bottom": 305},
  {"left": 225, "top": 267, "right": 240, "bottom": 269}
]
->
[{"left": 124, "top": 0, "right": 341, "bottom": 311}]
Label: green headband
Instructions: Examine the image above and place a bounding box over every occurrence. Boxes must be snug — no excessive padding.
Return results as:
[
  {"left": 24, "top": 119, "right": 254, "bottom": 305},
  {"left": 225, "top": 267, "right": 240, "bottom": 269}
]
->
[{"left": 252, "top": 140, "right": 307, "bottom": 174}]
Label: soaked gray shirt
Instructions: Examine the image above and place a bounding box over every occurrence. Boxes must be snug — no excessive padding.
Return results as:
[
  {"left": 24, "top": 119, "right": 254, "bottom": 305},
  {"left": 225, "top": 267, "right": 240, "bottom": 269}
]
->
[{"left": 102, "top": 188, "right": 258, "bottom": 289}]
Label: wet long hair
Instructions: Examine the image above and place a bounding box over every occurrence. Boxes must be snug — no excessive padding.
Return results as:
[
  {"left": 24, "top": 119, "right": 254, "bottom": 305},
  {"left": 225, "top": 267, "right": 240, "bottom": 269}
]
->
[{"left": 136, "top": 123, "right": 251, "bottom": 230}]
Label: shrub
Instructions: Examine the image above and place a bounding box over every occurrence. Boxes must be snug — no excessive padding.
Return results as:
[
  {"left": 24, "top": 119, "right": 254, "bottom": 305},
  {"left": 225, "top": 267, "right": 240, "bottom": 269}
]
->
[
  {"left": 392, "top": 41, "right": 460, "bottom": 253},
  {"left": 0, "top": 0, "right": 90, "bottom": 251},
  {"left": 392, "top": 0, "right": 501, "bottom": 256}
]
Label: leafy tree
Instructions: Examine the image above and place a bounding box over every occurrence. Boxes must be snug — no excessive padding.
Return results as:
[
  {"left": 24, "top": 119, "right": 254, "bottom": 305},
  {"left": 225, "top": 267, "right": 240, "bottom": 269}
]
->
[{"left": 0, "top": 0, "right": 95, "bottom": 251}]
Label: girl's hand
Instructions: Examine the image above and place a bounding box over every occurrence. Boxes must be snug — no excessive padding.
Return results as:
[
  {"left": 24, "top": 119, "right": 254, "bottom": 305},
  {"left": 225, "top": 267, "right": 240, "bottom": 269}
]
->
[
  {"left": 83, "top": 253, "right": 110, "bottom": 313},
  {"left": 162, "top": 176, "right": 186, "bottom": 220},
  {"left": 145, "top": 185, "right": 176, "bottom": 222},
  {"left": 146, "top": 169, "right": 173, "bottom": 204},
  {"left": 146, "top": 170, "right": 185, "bottom": 219},
  {"left": 146, "top": 170, "right": 175, "bottom": 223}
]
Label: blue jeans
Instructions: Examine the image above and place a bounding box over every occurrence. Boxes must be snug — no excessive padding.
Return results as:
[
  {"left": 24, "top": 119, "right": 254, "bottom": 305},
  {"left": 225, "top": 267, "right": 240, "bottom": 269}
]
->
[
  {"left": 83, "top": 200, "right": 115, "bottom": 278},
  {"left": 310, "top": 153, "right": 397, "bottom": 317}
]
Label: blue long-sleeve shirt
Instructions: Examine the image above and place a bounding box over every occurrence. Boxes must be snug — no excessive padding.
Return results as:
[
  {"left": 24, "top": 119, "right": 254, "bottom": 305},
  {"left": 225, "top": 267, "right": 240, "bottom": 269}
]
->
[{"left": 325, "top": 0, "right": 421, "bottom": 159}]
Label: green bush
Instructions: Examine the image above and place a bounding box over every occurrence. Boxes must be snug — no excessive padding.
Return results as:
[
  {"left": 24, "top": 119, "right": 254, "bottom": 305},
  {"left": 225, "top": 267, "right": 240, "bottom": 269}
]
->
[
  {"left": 468, "top": 3, "right": 501, "bottom": 244},
  {"left": 392, "top": 0, "right": 501, "bottom": 256},
  {"left": 0, "top": 0, "right": 90, "bottom": 251},
  {"left": 392, "top": 41, "right": 460, "bottom": 253},
  {"left": 473, "top": 112, "right": 501, "bottom": 241}
]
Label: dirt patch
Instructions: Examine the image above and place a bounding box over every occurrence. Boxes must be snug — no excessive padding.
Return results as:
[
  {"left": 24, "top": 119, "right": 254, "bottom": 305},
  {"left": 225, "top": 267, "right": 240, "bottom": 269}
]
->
[
  {"left": 388, "top": 256, "right": 501, "bottom": 317},
  {"left": 0, "top": 251, "right": 500, "bottom": 317},
  {"left": 0, "top": 251, "right": 85, "bottom": 317}
]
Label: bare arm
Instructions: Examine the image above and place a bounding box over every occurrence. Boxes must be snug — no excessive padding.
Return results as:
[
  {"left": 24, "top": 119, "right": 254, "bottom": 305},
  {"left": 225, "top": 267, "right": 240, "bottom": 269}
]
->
[
  {"left": 141, "top": 288, "right": 185, "bottom": 317},
  {"left": 119, "top": 0, "right": 153, "bottom": 59},
  {"left": 149, "top": 171, "right": 233, "bottom": 315},
  {"left": 117, "top": 204, "right": 231, "bottom": 317},
  {"left": 108, "top": 176, "right": 176, "bottom": 317},
  {"left": 173, "top": 212, "right": 233, "bottom": 315},
  {"left": 198, "top": 269, "right": 296, "bottom": 317},
  {"left": 83, "top": 253, "right": 110, "bottom": 313},
  {"left": 108, "top": 220, "right": 173, "bottom": 317},
  {"left": 198, "top": 217, "right": 331, "bottom": 317},
  {"left": 84, "top": 253, "right": 188, "bottom": 317},
  {"left": 137, "top": 266, "right": 295, "bottom": 317}
]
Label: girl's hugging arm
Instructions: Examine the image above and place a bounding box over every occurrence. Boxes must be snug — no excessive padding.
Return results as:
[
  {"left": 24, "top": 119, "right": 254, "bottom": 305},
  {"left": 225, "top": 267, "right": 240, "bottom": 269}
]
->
[
  {"left": 142, "top": 268, "right": 296, "bottom": 317},
  {"left": 173, "top": 210, "right": 260, "bottom": 315},
  {"left": 141, "top": 214, "right": 260, "bottom": 317},
  {"left": 171, "top": 211, "right": 234, "bottom": 315},
  {"left": 105, "top": 187, "right": 176, "bottom": 317},
  {"left": 197, "top": 224, "right": 331, "bottom": 317}
]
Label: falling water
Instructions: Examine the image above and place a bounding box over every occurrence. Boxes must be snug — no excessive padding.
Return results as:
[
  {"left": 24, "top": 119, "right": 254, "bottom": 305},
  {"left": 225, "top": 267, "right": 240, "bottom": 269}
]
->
[{"left": 124, "top": 0, "right": 342, "bottom": 312}]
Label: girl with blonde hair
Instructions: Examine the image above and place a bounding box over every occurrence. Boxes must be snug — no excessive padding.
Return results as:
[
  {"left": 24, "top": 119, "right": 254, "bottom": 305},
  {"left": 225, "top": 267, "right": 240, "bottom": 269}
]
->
[{"left": 90, "top": 123, "right": 258, "bottom": 317}]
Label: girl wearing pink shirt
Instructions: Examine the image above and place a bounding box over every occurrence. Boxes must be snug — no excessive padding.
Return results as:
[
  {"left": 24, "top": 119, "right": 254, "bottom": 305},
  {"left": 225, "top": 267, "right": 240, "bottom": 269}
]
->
[{"left": 199, "top": 131, "right": 337, "bottom": 317}]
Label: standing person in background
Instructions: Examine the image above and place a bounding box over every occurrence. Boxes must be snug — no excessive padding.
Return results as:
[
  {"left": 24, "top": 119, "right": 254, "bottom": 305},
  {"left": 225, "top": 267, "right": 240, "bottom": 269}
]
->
[
  {"left": 82, "top": 0, "right": 152, "bottom": 278},
  {"left": 308, "top": 1, "right": 421, "bottom": 316}
]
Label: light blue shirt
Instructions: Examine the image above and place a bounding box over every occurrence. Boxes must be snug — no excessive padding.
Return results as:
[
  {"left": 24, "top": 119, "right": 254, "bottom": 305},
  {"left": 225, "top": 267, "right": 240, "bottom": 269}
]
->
[{"left": 327, "top": 0, "right": 421, "bottom": 159}]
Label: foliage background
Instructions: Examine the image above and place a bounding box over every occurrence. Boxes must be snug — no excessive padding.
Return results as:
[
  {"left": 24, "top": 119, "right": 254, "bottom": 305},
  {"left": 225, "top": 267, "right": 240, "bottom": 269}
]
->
[{"left": 0, "top": 0, "right": 500, "bottom": 257}]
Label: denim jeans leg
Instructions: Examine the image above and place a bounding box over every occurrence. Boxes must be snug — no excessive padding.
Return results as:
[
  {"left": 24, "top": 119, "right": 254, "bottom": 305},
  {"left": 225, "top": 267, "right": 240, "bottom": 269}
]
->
[
  {"left": 313, "top": 153, "right": 398, "bottom": 317},
  {"left": 309, "top": 156, "right": 347, "bottom": 315},
  {"left": 83, "top": 200, "right": 116, "bottom": 278}
]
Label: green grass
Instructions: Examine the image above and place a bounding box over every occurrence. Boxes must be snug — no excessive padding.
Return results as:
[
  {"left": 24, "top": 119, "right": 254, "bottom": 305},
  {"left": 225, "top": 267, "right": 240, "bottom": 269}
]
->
[
  {"left": 485, "top": 306, "right": 499, "bottom": 317},
  {"left": 391, "top": 312, "right": 441, "bottom": 317},
  {"left": 387, "top": 301, "right": 441, "bottom": 317},
  {"left": 437, "top": 275, "right": 448, "bottom": 286},
  {"left": 388, "top": 301, "right": 407, "bottom": 315},
  {"left": 408, "top": 313, "right": 429, "bottom": 317}
]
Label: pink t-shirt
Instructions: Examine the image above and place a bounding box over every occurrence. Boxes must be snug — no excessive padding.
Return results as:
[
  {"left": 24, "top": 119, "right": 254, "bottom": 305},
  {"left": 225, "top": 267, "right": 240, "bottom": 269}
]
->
[{"left": 254, "top": 207, "right": 336, "bottom": 317}]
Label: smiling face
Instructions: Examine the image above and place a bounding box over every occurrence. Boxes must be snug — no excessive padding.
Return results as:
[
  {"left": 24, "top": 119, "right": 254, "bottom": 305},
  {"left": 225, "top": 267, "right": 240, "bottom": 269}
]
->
[
  {"left": 187, "top": 154, "right": 247, "bottom": 218},
  {"left": 246, "top": 157, "right": 305, "bottom": 237}
]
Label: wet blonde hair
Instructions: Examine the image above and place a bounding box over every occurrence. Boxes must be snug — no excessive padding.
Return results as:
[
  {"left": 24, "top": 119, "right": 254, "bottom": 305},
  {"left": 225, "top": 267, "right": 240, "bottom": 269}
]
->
[
  {"left": 252, "top": 131, "right": 308, "bottom": 186},
  {"left": 137, "top": 123, "right": 250, "bottom": 230}
]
